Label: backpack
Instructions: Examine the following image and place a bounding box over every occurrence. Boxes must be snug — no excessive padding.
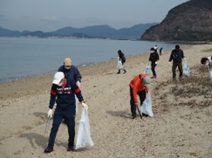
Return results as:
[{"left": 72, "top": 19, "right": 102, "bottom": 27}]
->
[{"left": 122, "top": 56, "right": 126, "bottom": 63}]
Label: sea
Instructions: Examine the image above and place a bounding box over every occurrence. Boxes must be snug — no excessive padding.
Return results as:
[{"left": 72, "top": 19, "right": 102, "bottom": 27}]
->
[{"left": 0, "top": 37, "right": 188, "bottom": 83}]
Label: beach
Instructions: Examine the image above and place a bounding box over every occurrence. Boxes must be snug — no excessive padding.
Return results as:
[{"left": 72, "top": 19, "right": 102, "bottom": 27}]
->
[{"left": 0, "top": 44, "right": 212, "bottom": 158}]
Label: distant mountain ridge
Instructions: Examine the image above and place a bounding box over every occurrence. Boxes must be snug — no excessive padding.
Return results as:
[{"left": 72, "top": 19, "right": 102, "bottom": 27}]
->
[
  {"left": 141, "top": 0, "right": 212, "bottom": 41},
  {"left": 0, "top": 23, "right": 156, "bottom": 39}
]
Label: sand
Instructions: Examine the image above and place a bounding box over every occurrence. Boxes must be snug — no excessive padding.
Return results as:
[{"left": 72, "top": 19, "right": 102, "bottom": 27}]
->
[{"left": 0, "top": 44, "right": 212, "bottom": 158}]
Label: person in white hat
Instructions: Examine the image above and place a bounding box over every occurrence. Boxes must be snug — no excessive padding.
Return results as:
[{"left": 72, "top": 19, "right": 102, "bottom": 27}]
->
[
  {"left": 44, "top": 72, "right": 88, "bottom": 153},
  {"left": 129, "top": 74, "right": 151, "bottom": 119}
]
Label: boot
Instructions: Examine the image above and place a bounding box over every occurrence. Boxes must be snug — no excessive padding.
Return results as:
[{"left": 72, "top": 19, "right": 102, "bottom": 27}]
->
[{"left": 117, "top": 70, "right": 120, "bottom": 74}]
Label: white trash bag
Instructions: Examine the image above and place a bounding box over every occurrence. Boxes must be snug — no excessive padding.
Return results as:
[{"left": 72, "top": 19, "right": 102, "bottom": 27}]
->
[
  {"left": 117, "top": 60, "right": 123, "bottom": 70},
  {"left": 139, "top": 92, "right": 153, "bottom": 117},
  {"left": 144, "top": 64, "right": 150, "bottom": 75},
  {"left": 183, "top": 61, "right": 190, "bottom": 76},
  {"left": 75, "top": 109, "right": 94, "bottom": 149},
  {"left": 75, "top": 95, "right": 78, "bottom": 114}
]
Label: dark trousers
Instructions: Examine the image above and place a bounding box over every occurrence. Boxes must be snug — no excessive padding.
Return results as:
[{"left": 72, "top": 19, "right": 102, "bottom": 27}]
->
[
  {"left": 130, "top": 87, "right": 146, "bottom": 116},
  {"left": 48, "top": 107, "right": 75, "bottom": 149},
  {"left": 172, "top": 62, "right": 183, "bottom": 78},
  {"left": 151, "top": 62, "right": 157, "bottom": 77}
]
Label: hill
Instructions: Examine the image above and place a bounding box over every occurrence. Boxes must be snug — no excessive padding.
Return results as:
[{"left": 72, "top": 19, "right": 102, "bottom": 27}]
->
[
  {"left": 141, "top": 0, "right": 212, "bottom": 41},
  {"left": 0, "top": 23, "right": 156, "bottom": 39}
]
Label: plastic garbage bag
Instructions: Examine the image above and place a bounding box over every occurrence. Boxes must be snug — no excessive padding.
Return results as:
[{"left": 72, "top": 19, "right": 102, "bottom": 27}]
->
[
  {"left": 139, "top": 92, "right": 153, "bottom": 117},
  {"left": 117, "top": 60, "right": 123, "bottom": 70},
  {"left": 183, "top": 61, "right": 190, "bottom": 76},
  {"left": 75, "top": 95, "right": 78, "bottom": 114},
  {"left": 144, "top": 64, "right": 150, "bottom": 75},
  {"left": 75, "top": 109, "right": 94, "bottom": 149}
]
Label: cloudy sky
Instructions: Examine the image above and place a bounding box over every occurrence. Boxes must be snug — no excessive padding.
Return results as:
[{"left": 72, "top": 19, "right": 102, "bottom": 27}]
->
[{"left": 0, "top": 0, "right": 189, "bottom": 32}]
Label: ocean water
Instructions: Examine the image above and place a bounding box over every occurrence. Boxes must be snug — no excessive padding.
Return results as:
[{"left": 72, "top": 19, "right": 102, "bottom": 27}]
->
[{"left": 0, "top": 37, "right": 187, "bottom": 83}]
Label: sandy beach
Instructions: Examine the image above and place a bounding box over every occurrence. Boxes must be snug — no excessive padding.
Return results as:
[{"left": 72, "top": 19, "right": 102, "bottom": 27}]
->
[{"left": 0, "top": 44, "right": 212, "bottom": 158}]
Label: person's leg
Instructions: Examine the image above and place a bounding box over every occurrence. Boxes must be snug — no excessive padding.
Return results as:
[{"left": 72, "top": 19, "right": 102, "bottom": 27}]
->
[
  {"left": 64, "top": 109, "right": 76, "bottom": 151},
  {"left": 138, "top": 90, "right": 146, "bottom": 105},
  {"left": 178, "top": 62, "right": 183, "bottom": 77},
  {"left": 138, "top": 90, "right": 148, "bottom": 116},
  {"left": 151, "top": 62, "right": 156, "bottom": 77},
  {"left": 45, "top": 109, "right": 63, "bottom": 152},
  {"left": 130, "top": 87, "right": 136, "bottom": 118},
  {"left": 172, "top": 62, "right": 177, "bottom": 79},
  {"left": 122, "top": 62, "right": 127, "bottom": 74}
]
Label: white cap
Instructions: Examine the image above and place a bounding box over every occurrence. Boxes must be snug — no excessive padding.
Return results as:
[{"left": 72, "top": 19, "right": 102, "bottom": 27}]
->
[
  {"left": 143, "top": 76, "right": 151, "bottom": 86},
  {"left": 52, "top": 72, "right": 64, "bottom": 85}
]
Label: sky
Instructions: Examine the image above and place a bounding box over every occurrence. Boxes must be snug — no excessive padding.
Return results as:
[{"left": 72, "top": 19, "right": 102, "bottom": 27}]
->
[{"left": 0, "top": 0, "right": 189, "bottom": 32}]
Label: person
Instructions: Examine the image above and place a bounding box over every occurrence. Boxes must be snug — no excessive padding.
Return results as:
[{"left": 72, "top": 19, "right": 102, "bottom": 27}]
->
[
  {"left": 149, "top": 48, "right": 159, "bottom": 79},
  {"left": 201, "top": 56, "right": 212, "bottom": 93},
  {"left": 44, "top": 72, "right": 88, "bottom": 153},
  {"left": 58, "top": 58, "right": 81, "bottom": 87},
  {"left": 58, "top": 58, "right": 82, "bottom": 123},
  {"left": 159, "top": 47, "right": 163, "bottom": 56},
  {"left": 129, "top": 74, "right": 151, "bottom": 119},
  {"left": 168, "top": 45, "right": 185, "bottom": 79},
  {"left": 117, "top": 50, "right": 127, "bottom": 74}
]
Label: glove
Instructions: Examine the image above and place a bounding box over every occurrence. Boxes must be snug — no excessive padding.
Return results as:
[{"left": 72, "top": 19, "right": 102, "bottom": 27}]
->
[
  {"left": 155, "top": 61, "right": 158, "bottom": 65},
  {"left": 76, "top": 81, "right": 81, "bottom": 87},
  {"left": 81, "top": 102, "right": 88, "bottom": 110},
  {"left": 47, "top": 109, "right": 53, "bottom": 118},
  {"left": 168, "top": 62, "right": 171, "bottom": 65}
]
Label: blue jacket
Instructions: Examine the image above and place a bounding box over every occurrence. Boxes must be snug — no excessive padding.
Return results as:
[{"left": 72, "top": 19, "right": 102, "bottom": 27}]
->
[
  {"left": 58, "top": 65, "right": 82, "bottom": 82},
  {"left": 49, "top": 79, "right": 83, "bottom": 109}
]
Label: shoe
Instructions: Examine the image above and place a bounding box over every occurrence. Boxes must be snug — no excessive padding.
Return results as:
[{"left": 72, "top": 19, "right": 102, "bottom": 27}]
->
[
  {"left": 123, "top": 70, "right": 127, "bottom": 74},
  {"left": 117, "top": 72, "right": 120, "bottom": 74},
  {"left": 44, "top": 147, "right": 53, "bottom": 153},
  {"left": 132, "top": 115, "right": 137, "bottom": 119},
  {"left": 67, "top": 146, "right": 75, "bottom": 152}
]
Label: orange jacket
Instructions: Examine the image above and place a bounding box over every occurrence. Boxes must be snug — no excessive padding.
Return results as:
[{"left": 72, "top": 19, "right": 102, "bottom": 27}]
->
[{"left": 129, "top": 74, "right": 149, "bottom": 103}]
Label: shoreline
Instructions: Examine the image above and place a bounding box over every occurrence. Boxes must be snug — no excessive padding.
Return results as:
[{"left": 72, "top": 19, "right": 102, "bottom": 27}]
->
[{"left": 0, "top": 45, "right": 195, "bottom": 103}]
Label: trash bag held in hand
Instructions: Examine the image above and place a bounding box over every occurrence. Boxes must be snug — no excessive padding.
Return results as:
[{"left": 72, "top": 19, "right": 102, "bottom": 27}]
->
[
  {"left": 117, "top": 60, "right": 123, "bottom": 70},
  {"left": 183, "top": 61, "right": 190, "bottom": 76},
  {"left": 75, "top": 95, "right": 78, "bottom": 114},
  {"left": 144, "top": 64, "right": 150, "bottom": 75},
  {"left": 139, "top": 92, "right": 153, "bottom": 117},
  {"left": 75, "top": 109, "right": 94, "bottom": 149}
]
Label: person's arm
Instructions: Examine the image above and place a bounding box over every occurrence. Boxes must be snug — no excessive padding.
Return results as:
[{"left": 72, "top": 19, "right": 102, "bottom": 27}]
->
[
  {"left": 157, "top": 53, "right": 159, "bottom": 61},
  {"left": 49, "top": 84, "right": 57, "bottom": 109},
  {"left": 72, "top": 81, "right": 84, "bottom": 102},
  {"left": 169, "top": 51, "right": 173, "bottom": 62},
  {"left": 73, "top": 66, "right": 82, "bottom": 82}
]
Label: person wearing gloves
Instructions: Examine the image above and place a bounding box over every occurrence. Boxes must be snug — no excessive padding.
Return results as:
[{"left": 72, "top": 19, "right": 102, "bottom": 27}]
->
[
  {"left": 149, "top": 47, "right": 159, "bottom": 79},
  {"left": 168, "top": 45, "right": 185, "bottom": 79},
  {"left": 58, "top": 58, "right": 81, "bottom": 87},
  {"left": 117, "top": 50, "right": 127, "bottom": 74},
  {"left": 44, "top": 72, "right": 88, "bottom": 153},
  {"left": 129, "top": 74, "right": 151, "bottom": 119}
]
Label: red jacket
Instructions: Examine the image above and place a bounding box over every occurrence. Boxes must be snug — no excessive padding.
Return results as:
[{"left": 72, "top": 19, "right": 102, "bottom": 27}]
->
[{"left": 129, "top": 74, "right": 149, "bottom": 103}]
